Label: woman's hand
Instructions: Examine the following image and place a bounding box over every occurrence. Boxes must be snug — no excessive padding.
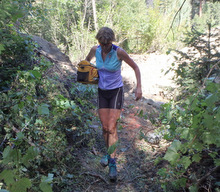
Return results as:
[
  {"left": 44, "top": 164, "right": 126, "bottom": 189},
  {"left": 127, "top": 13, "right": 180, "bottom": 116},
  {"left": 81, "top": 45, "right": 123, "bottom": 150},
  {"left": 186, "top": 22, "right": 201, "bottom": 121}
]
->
[{"left": 135, "top": 86, "right": 142, "bottom": 101}]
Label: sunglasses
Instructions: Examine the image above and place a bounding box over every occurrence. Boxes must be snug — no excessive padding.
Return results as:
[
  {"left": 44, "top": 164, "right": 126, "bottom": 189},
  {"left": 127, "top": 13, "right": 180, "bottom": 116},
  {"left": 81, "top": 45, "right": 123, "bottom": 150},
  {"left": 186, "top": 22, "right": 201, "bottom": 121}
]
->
[{"left": 99, "top": 42, "right": 112, "bottom": 46}]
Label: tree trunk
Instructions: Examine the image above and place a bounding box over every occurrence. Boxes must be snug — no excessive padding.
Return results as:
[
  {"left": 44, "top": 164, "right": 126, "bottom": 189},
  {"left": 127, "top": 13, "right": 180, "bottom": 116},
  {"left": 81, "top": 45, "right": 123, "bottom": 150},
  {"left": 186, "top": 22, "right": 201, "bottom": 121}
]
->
[
  {"left": 199, "top": 0, "right": 203, "bottom": 17},
  {"left": 82, "top": 0, "right": 88, "bottom": 29},
  {"left": 92, "top": 0, "right": 98, "bottom": 32}
]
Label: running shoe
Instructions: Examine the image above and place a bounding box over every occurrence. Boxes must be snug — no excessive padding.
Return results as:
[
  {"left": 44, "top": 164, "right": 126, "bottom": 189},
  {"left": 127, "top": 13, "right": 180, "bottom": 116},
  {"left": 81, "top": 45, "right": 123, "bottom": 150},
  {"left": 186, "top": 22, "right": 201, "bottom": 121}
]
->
[
  {"left": 109, "top": 158, "right": 117, "bottom": 181},
  {"left": 100, "top": 155, "right": 110, "bottom": 167}
]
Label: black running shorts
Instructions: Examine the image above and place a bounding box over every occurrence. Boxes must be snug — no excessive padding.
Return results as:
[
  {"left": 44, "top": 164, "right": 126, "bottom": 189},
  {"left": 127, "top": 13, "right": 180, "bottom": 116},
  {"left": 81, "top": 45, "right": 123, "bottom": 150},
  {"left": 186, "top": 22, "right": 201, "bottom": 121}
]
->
[{"left": 98, "top": 87, "right": 124, "bottom": 109}]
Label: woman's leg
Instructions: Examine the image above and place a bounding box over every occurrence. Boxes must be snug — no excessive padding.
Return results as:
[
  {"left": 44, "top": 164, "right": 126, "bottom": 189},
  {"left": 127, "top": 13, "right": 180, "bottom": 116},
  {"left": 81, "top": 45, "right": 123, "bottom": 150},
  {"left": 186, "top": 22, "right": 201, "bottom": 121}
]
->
[{"left": 99, "top": 108, "right": 121, "bottom": 158}]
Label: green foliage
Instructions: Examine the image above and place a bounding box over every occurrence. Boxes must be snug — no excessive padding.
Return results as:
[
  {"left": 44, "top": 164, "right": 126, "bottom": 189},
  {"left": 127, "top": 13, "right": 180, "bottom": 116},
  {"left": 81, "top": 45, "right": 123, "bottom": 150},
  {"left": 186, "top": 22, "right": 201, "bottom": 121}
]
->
[
  {"left": 158, "top": 24, "right": 220, "bottom": 191},
  {"left": 9, "top": 0, "right": 219, "bottom": 59},
  {"left": 0, "top": 0, "right": 25, "bottom": 28},
  {"left": 39, "top": 173, "right": 53, "bottom": 192},
  {"left": 0, "top": 34, "right": 97, "bottom": 191},
  {"left": 107, "top": 141, "right": 119, "bottom": 155},
  {"left": 18, "top": 0, "right": 193, "bottom": 58},
  {"left": 158, "top": 80, "right": 220, "bottom": 191},
  {"left": 21, "top": 0, "right": 97, "bottom": 61},
  {"left": 192, "top": 2, "right": 220, "bottom": 33},
  {"left": 0, "top": 30, "right": 38, "bottom": 91},
  {"left": 0, "top": 0, "right": 39, "bottom": 91},
  {"left": 166, "top": 23, "right": 220, "bottom": 101}
]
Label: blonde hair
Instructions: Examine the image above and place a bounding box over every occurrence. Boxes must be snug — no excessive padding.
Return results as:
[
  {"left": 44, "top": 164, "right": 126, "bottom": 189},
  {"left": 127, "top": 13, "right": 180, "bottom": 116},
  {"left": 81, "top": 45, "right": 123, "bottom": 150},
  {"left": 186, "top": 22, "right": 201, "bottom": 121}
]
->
[{"left": 95, "top": 27, "right": 116, "bottom": 43}]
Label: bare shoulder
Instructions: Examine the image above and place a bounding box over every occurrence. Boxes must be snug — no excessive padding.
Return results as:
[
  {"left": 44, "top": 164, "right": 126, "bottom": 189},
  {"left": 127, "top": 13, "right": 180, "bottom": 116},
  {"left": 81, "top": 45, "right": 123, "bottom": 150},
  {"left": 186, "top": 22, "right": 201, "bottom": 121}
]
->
[
  {"left": 86, "top": 45, "right": 98, "bottom": 61},
  {"left": 91, "top": 45, "right": 98, "bottom": 53},
  {"left": 117, "top": 47, "right": 130, "bottom": 60}
]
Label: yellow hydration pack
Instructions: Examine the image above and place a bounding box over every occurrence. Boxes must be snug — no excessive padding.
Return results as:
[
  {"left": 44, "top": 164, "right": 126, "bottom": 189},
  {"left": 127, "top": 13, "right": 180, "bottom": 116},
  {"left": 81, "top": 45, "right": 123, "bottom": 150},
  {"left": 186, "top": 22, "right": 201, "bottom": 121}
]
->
[{"left": 77, "top": 60, "right": 99, "bottom": 84}]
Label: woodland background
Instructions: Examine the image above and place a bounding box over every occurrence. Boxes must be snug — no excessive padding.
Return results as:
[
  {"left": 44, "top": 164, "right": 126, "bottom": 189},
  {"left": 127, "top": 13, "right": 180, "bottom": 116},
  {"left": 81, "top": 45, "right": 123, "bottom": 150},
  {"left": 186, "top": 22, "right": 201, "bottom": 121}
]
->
[{"left": 0, "top": 0, "right": 220, "bottom": 192}]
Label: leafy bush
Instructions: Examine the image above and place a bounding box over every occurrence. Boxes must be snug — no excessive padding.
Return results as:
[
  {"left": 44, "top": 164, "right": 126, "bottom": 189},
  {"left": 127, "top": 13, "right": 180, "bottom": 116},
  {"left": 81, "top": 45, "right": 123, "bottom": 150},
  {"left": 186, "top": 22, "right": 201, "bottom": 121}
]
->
[
  {"left": 158, "top": 79, "right": 220, "bottom": 191},
  {"left": 0, "top": 38, "right": 97, "bottom": 191},
  {"left": 157, "top": 26, "right": 220, "bottom": 191},
  {"left": 0, "top": 29, "right": 38, "bottom": 91}
]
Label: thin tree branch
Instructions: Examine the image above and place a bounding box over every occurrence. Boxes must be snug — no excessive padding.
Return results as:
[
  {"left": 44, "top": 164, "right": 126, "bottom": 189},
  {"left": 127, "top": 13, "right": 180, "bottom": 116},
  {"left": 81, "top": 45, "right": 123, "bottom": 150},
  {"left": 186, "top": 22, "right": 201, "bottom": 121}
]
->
[
  {"left": 197, "top": 166, "right": 220, "bottom": 187},
  {"left": 126, "top": 175, "right": 147, "bottom": 183},
  {"left": 81, "top": 172, "right": 109, "bottom": 184},
  {"left": 189, "top": 60, "right": 220, "bottom": 108},
  {"left": 165, "top": 0, "right": 187, "bottom": 38}
]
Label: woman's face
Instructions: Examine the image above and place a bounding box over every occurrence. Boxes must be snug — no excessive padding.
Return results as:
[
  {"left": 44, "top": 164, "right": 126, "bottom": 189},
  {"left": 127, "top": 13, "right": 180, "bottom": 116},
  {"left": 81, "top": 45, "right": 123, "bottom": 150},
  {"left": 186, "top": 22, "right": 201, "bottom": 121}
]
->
[{"left": 99, "top": 41, "right": 112, "bottom": 54}]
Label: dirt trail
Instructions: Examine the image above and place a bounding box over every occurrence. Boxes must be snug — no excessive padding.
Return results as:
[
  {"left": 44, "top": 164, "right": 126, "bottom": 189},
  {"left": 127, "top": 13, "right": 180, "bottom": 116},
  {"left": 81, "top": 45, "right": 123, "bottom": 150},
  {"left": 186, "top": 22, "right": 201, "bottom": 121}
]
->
[
  {"left": 74, "top": 94, "right": 170, "bottom": 192},
  {"left": 72, "top": 53, "right": 176, "bottom": 192}
]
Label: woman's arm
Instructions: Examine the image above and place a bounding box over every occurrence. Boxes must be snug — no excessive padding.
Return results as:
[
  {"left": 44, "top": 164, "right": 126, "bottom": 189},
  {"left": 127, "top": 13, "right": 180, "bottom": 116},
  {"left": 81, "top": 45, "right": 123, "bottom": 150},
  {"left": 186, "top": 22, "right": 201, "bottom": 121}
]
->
[
  {"left": 117, "top": 48, "right": 142, "bottom": 100},
  {"left": 85, "top": 46, "right": 98, "bottom": 62}
]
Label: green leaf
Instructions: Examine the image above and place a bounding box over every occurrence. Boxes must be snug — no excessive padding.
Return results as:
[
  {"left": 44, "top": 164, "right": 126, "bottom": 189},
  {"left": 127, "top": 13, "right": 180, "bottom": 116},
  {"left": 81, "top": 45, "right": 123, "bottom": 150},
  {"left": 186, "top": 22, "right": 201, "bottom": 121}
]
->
[
  {"left": 205, "top": 93, "right": 218, "bottom": 106},
  {"left": 177, "top": 127, "right": 189, "bottom": 139},
  {"left": 2, "top": 146, "right": 11, "bottom": 160},
  {"left": 11, "top": 12, "right": 24, "bottom": 22},
  {"left": 214, "top": 158, "right": 220, "bottom": 166},
  {"left": 38, "top": 104, "right": 50, "bottom": 115},
  {"left": 169, "top": 140, "right": 182, "bottom": 152},
  {"left": 216, "top": 108, "right": 220, "bottom": 120},
  {"left": 0, "top": 170, "right": 15, "bottom": 186},
  {"left": 0, "top": 44, "right": 5, "bottom": 54},
  {"left": 66, "top": 174, "right": 74, "bottom": 179},
  {"left": 22, "top": 146, "right": 39, "bottom": 166},
  {"left": 2, "top": 146, "right": 21, "bottom": 165},
  {"left": 30, "top": 70, "right": 41, "bottom": 79},
  {"left": 164, "top": 140, "right": 182, "bottom": 163},
  {"left": 192, "top": 113, "right": 201, "bottom": 127},
  {"left": 206, "top": 81, "right": 217, "bottom": 92},
  {"left": 193, "top": 141, "right": 204, "bottom": 151},
  {"left": 40, "top": 174, "right": 54, "bottom": 192},
  {"left": 43, "top": 173, "right": 54, "bottom": 183},
  {"left": 39, "top": 182, "right": 53, "bottom": 192},
  {"left": 164, "top": 150, "right": 180, "bottom": 163},
  {"left": 181, "top": 156, "right": 191, "bottom": 169},
  {"left": 189, "top": 185, "right": 198, "bottom": 192},
  {"left": 11, "top": 178, "right": 31, "bottom": 192},
  {"left": 203, "top": 113, "right": 214, "bottom": 127},
  {"left": 192, "top": 153, "right": 201, "bottom": 163},
  {"left": 17, "top": 132, "right": 24, "bottom": 140},
  {"left": 202, "top": 132, "right": 216, "bottom": 145},
  {"left": 178, "top": 177, "right": 187, "bottom": 187},
  {"left": 107, "top": 141, "right": 118, "bottom": 155},
  {"left": 2, "top": 146, "right": 15, "bottom": 164},
  {"left": 40, "top": 173, "right": 54, "bottom": 183},
  {"left": 35, "top": 119, "right": 43, "bottom": 125}
]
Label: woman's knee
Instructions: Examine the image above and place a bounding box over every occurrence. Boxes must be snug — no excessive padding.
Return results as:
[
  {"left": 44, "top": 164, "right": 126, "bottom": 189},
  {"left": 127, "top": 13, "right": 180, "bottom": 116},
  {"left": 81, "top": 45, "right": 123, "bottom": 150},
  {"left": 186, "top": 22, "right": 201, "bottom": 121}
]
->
[
  {"left": 102, "top": 126, "right": 108, "bottom": 134},
  {"left": 102, "top": 124, "right": 116, "bottom": 135},
  {"left": 107, "top": 124, "right": 117, "bottom": 134}
]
